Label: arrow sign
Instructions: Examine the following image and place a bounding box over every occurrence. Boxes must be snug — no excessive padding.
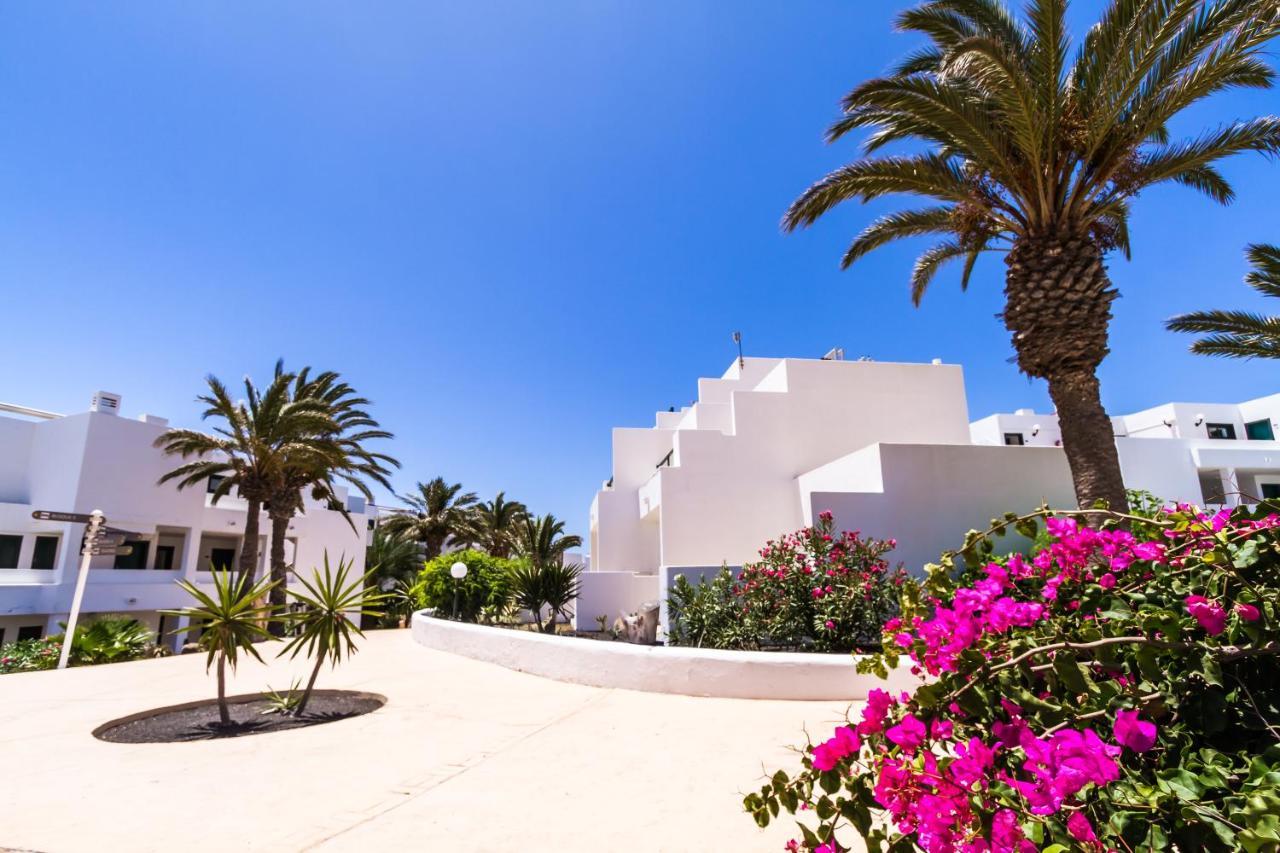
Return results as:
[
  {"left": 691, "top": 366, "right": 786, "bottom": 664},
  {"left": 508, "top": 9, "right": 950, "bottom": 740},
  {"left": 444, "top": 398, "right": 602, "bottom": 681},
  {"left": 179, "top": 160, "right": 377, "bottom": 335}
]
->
[
  {"left": 90, "top": 532, "right": 128, "bottom": 546},
  {"left": 84, "top": 545, "right": 132, "bottom": 557},
  {"left": 33, "top": 510, "right": 103, "bottom": 524}
]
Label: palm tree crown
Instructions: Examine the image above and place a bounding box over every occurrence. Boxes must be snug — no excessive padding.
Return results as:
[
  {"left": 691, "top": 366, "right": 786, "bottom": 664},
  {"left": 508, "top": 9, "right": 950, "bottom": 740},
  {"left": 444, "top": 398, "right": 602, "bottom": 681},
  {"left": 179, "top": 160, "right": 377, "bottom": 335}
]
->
[
  {"left": 1168, "top": 244, "right": 1280, "bottom": 359},
  {"left": 515, "top": 513, "right": 583, "bottom": 569},
  {"left": 381, "top": 477, "right": 479, "bottom": 559},
  {"left": 784, "top": 0, "right": 1280, "bottom": 511},
  {"left": 466, "top": 492, "right": 528, "bottom": 558}
]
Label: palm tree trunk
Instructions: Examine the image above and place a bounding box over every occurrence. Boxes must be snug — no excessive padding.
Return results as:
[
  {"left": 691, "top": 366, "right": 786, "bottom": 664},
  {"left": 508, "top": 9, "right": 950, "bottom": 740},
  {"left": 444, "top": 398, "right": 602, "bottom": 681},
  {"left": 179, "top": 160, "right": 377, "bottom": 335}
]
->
[
  {"left": 267, "top": 512, "right": 290, "bottom": 637},
  {"left": 425, "top": 534, "right": 444, "bottom": 560},
  {"left": 1004, "top": 234, "right": 1129, "bottom": 512},
  {"left": 216, "top": 652, "right": 230, "bottom": 725},
  {"left": 239, "top": 498, "right": 262, "bottom": 584}
]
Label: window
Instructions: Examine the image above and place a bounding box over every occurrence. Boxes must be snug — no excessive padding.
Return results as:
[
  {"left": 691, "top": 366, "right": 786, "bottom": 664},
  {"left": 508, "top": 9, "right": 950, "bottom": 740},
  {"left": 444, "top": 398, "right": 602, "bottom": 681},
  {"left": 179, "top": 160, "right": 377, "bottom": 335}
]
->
[
  {"left": 17, "top": 625, "right": 43, "bottom": 641},
  {"left": 1246, "top": 419, "right": 1275, "bottom": 441},
  {"left": 1206, "top": 423, "right": 1237, "bottom": 440},
  {"left": 31, "top": 536, "right": 58, "bottom": 570},
  {"left": 1262, "top": 483, "right": 1280, "bottom": 500},
  {"left": 1003, "top": 432, "right": 1025, "bottom": 446},
  {"left": 154, "top": 545, "right": 176, "bottom": 571},
  {"left": 207, "top": 475, "right": 226, "bottom": 494},
  {"left": 113, "top": 540, "right": 151, "bottom": 570},
  {"left": 202, "top": 547, "right": 237, "bottom": 572},
  {"left": 0, "top": 535, "right": 21, "bottom": 569}
]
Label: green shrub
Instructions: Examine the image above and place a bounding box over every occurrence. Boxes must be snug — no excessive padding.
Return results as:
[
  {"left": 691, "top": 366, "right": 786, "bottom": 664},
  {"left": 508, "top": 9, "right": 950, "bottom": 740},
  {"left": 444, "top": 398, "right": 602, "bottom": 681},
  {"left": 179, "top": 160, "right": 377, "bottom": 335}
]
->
[
  {"left": 0, "top": 638, "right": 62, "bottom": 673},
  {"left": 667, "top": 513, "right": 905, "bottom": 653},
  {"left": 415, "top": 549, "right": 520, "bottom": 622},
  {"left": 507, "top": 560, "right": 583, "bottom": 632},
  {"left": 64, "top": 616, "right": 155, "bottom": 665}
]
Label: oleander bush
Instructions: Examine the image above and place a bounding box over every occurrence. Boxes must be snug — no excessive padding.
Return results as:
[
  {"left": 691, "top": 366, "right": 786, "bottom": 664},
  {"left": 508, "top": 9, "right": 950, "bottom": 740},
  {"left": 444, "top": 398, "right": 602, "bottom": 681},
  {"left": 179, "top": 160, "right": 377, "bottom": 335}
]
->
[
  {"left": 414, "top": 549, "right": 521, "bottom": 622},
  {"left": 0, "top": 637, "right": 62, "bottom": 673},
  {"left": 668, "top": 512, "right": 906, "bottom": 653},
  {"left": 746, "top": 503, "right": 1280, "bottom": 852}
]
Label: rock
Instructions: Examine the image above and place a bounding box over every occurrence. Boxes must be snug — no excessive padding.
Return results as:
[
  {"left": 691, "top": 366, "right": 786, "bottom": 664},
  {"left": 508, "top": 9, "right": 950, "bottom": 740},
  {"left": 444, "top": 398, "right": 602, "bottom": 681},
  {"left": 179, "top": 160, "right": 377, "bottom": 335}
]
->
[{"left": 616, "top": 601, "right": 660, "bottom": 644}]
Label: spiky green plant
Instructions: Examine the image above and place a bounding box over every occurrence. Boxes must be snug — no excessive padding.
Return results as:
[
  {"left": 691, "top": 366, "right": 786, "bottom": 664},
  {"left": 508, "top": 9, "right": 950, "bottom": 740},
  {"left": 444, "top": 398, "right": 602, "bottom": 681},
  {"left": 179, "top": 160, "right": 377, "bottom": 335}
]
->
[
  {"left": 506, "top": 560, "right": 583, "bottom": 633},
  {"left": 278, "top": 553, "right": 386, "bottom": 716},
  {"left": 783, "top": 0, "right": 1280, "bottom": 513},
  {"left": 1167, "top": 243, "right": 1280, "bottom": 359},
  {"left": 162, "top": 570, "right": 277, "bottom": 725}
]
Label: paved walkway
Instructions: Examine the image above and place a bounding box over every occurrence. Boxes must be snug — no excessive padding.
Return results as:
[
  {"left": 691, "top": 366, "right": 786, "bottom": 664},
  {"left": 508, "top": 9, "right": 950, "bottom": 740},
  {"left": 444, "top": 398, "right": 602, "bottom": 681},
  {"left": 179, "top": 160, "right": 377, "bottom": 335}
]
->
[{"left": 0, "top": 630, "right": 856, "bottom": 852}]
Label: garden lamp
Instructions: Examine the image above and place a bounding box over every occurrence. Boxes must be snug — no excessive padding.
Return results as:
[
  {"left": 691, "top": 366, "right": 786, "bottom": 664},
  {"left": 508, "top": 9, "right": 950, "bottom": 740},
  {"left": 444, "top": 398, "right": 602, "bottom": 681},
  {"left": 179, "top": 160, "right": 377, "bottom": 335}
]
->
[{"left": 450, "top": 561, "right": 468, "bottom": 620}]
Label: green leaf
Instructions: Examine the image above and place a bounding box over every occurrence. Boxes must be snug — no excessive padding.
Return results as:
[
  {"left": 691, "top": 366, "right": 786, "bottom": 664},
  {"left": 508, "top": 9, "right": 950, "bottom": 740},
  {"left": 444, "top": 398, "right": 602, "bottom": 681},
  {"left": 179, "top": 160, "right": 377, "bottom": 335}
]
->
[{"left": 1157, "top": 768, "right": 1205, "bottom": 801}]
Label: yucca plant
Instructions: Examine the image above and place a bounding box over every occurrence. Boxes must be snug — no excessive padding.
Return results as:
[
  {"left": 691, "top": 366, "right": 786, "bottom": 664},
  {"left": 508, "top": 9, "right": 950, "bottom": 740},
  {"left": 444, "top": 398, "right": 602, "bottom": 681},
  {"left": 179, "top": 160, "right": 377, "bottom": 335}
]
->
[
  {"left": 1168, "top": 243, "right": 1280, "bottom": 358},
  {"left": 784, "top": 0, "right": 1280, "bottom": 512},
  {"left": 278, "top": 553, "right": 386, "bottom": 717},
  {"left": 163, "top": 570, "right": 277, "bottom": 725},
  {"left": 506, "top": 560, "right": 583, "bottom": 633}
]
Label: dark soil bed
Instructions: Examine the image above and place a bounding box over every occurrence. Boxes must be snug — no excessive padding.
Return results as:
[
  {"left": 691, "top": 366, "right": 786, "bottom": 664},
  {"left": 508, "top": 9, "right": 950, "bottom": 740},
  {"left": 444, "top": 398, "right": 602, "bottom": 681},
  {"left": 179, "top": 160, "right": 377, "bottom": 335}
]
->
[{"left": 94, "top": 689, "right": 385, "bottom": 743}]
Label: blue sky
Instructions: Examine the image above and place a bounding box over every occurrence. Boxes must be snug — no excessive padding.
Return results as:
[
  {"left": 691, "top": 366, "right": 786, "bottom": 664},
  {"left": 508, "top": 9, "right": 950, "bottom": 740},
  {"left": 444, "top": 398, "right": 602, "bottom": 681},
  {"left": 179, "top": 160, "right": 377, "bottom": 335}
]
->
[{"left": 2, "top": 2, "right": 1278, "bottom": 538}]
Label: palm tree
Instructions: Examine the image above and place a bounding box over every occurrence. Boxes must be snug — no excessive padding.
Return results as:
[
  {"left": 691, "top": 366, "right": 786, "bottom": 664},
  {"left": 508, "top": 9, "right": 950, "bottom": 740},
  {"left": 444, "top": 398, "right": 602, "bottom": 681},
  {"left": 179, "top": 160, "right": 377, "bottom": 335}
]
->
[
  {"left": 162, "top": 569, "right": 276, "bottom": 725},
  {"left": 515, "top": 513, "right": 583, "bottom": 569},
  {"left": 262, "top": 364, "right": 398, "bottom": 635},
  {"left": 364, "top": 527, "right": 422, "bottom": 627},
  {"left": 380, "top": 478, "right": 478, "bottom": 559},
  {"left": 467, "top": 492, "right": 528, "bottom": 558},
  {"left": 783, "top": 0, "right": 1280, "bottom": 512},
  {"left": 155, "top": 372, "right": 333, "bottom": 582},
  {"left": 1167, "top": 244, "right": 1280, "bottom": 358}
]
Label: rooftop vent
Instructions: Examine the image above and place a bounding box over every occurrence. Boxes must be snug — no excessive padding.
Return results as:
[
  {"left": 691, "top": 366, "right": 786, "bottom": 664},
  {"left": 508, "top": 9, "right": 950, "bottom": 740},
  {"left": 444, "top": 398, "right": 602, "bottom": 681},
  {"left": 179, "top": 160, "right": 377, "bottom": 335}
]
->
[
  {"left": 1015, "top": 408, "right": 1035, "bottom": 416},
  {"left": 821, "top": 347, "right": 845, "bottom": 361},
  {"left": 91, "top": 392, "right": 122, "bottom": 415}
]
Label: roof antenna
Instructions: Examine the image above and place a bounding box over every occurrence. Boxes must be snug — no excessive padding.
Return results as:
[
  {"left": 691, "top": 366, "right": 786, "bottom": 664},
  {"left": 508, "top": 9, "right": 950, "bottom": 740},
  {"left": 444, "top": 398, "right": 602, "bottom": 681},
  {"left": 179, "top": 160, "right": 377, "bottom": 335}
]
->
[{"left": 732, "top": 331, "right": 744, "bottom": 369}]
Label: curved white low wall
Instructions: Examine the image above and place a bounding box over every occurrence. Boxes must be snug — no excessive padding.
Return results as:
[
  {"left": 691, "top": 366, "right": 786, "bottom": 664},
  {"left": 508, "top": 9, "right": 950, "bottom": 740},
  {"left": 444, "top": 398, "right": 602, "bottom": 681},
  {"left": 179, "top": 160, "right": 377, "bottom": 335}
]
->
[{"left": 411, "top": 612, "right": 919, "bottom": 701}]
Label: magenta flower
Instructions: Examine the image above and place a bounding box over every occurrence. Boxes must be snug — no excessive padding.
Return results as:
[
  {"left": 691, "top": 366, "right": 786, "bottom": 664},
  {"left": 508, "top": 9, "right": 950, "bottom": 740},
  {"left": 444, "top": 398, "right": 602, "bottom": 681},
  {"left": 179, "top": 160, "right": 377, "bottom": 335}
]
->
[
  {"left": 1236, "top": 602, "right": 1261, "bottom": 622},
  {"left": 1097, "top": 572, "right": 1116, "bottom": 589},
  {"left": 1066, "top": 811, "right": 1100, "bottom": 847},
  {"left": 1113, "top": 709, "right": 1157, "bottom": 753},
  {"left": 1186, "top": 595, "right": 1228, "bottom": 634},
  {"left": 812, "top": 725, "right": 860, "bottom": 772},
  {"left": 885, "top": 714, "right": 927, "bottom": 752}
]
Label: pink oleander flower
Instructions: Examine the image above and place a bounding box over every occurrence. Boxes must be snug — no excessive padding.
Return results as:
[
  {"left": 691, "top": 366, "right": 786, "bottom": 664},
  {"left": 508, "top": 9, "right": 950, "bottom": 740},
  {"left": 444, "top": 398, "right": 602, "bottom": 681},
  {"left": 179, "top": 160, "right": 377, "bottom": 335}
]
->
[
  {"left": 1236, "top": 602, "right": 1261, "bottom": 622},
  {"left": 1186, "top": 595, "right": 1228, "bottom": 635},
  {"left": 812, "top": 725, "right": 860, "bottom": 772},
  {"left": 823, "top": 620, "right": 836, "bottom": 630},
  {"left": 1066, "top": 811, "right": 1100, "bottom": 847},
  {"left": 1113, "top": 709, "right": 1157, "bottom": 753},
  {"left": 885, "top": 714, "right": 927, "bottom": 753}
]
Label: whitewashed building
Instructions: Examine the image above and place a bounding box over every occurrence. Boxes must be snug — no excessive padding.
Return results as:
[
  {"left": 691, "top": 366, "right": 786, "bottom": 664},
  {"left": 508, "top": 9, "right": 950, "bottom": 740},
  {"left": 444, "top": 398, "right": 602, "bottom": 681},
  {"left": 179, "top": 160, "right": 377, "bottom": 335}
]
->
[
  {"left": 579, "top": 355, "right": 1280, "bottom": 631},
  {"left": 0, "top": 393, "right": 376, "bottom": 650}
]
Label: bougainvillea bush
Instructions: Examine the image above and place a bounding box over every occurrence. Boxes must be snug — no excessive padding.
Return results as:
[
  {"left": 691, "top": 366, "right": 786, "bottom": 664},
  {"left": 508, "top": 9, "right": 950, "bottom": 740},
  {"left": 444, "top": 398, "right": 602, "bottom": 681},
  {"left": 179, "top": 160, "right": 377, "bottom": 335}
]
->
[
  {"left": 0, "top": 637, "right": 62, "bottom": 674},
  {"left": 745, "top": 504, "right": 1280, "bottom": 851},
  {"left": 668, "top": 512, "right": 907, "bottom": 653}
]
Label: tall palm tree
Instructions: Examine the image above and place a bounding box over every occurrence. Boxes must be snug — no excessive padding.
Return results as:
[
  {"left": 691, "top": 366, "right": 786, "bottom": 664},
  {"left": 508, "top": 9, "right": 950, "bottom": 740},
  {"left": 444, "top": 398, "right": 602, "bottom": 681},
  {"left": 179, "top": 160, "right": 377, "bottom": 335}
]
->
[
  {"left": 783, "top": 0, "right": 1280, "bottom": 511},
  {"left": 380, "top": 478, "right": 478, "bottom": 559},
  {"left": 1167, "top": 244, "right": 1280, "bottom": 358},
  {"left": 154, "top": 372, "right": 333, "bottom": 582},
  {"left": 262, "top": 364, "right": 398, "bottom": 634},
  {"left": 515, "top": 513, "right": 583, "bottom": 569},
  {"left": 467, "top": 492, "right": 528, "bottom": 558}
]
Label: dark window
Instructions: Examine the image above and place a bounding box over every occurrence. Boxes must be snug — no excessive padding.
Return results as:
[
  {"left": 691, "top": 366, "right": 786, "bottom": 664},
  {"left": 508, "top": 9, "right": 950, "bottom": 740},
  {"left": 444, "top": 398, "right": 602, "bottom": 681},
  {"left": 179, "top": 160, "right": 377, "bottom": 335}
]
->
[
  {"left": 31, "top": 536, "right": 58, "bottom": 570},
  {"left": 1003, "top": 432, "right": 1025, "bottom": 446},
  {"left": 154, "top": 545, "right": 176, "bottom": 571},
  {"left": 17, "top": 625, "right": 43, "bottom": 641},
  {"left": 207, "top": 475, "right": 226, "bottom": 494},
  {"left": 1206, "top": 423, "right": 1237, "bottom": 440},
  {"left": 1246, "top": 419, "right": 1275, "bottom": 441},
  {"left": 1262, "top": 484, "right": 1280, "bottom": 500},
  {"left": 202, "top": 547, "right": 237, "bottom": 572},
  {"left": 113, "top": 540, "right": 151, "bottom": 570},
  {"left": 0, "top": 627, "right": 5, "bottom": 645},
  {"left": 0, "top": 535, "right": 21, "bottom": 569}
]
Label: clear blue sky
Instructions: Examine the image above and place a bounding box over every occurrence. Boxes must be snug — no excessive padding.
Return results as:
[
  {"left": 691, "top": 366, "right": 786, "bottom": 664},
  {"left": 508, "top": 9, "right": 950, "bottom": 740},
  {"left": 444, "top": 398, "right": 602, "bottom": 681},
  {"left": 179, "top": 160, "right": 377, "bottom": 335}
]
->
[{"left": 2, "top": 2, "right": 1278, "bottom": 539}]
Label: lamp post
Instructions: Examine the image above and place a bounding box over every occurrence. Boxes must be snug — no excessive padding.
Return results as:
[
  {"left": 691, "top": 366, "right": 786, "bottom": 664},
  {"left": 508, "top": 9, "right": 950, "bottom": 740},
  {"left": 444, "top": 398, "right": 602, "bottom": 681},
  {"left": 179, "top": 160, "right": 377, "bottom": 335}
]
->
[{"left": 450, "top": 561, "right": 468, "bottom": 620}]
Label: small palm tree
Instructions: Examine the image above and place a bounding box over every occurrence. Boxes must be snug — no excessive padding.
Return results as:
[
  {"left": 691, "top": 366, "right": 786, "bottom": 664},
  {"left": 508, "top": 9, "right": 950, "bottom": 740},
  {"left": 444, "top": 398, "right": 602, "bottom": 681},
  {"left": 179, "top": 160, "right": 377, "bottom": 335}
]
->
[
  {"left": 380, "top": 478, "right": 478, "bottom": 558},
  {"left": 278, "top": 554, "right": 385, "bottom": 716},
  {"left": 507, "top": 560, "right": 584, "bottom": 633},
  {"left": 783, "top": 0, "right": 1280, "bottom": 512},
  {"left": 1167, "top": 244, "right": 1280, "bottom": 359},
  {"left": 162, "top": 570, "right": 277, "bottom": 725},
  {"left": 365, "top": 527, "right": 421, "bottom": 627},
  {"left": 155, "top": 372, "right": 330, "bottom": 582},
  {"left": 468, "top": 492, "right": 528, "bottom": 558},
  {"left": 515, "top": 513, "right": 583, "bottom": 569}
]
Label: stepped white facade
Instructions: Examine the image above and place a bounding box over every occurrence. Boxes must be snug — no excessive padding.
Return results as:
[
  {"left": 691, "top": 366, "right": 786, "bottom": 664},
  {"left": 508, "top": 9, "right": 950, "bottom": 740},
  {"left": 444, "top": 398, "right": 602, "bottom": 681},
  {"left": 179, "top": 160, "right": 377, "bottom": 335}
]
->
[
  {"left": 0, "top": 393, "right": 377, "bottom": 650},
  {"left": 579, "top": 356, "right": 1280, "bottom": 632}
]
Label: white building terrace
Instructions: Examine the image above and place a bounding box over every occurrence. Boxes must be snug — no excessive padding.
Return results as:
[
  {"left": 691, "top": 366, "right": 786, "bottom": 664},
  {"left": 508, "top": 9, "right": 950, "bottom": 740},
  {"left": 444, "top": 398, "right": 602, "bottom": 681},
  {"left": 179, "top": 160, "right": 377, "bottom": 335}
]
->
[
  {"left": 0, "top": 392, "right": 377, "bottom": 649},
  {"left": 579, "top": 355, "right": 1280, "bottom": 632}
]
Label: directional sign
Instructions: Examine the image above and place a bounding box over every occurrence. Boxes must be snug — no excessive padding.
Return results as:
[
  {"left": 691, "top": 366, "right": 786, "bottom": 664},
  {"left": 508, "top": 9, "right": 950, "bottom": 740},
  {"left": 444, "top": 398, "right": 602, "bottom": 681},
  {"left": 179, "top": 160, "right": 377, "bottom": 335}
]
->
[
  {"left": 91, "top": 533, "right": 128, "bottom": 546},
  {"left": 102, "top": 526, "right": 142, "bottom": 538},
  {"left": 84, "top": 545, "right": 132, "bottom": 557},
  {"left": 33, "top": 510, "right": 102, "bottom": 524}
]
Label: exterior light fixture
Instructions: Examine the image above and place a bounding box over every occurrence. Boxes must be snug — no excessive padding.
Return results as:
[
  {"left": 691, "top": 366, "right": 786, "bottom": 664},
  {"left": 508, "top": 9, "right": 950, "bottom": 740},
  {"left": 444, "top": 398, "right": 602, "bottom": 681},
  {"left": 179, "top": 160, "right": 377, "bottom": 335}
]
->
[
  {"left": 450, "top": 561, "right": 469, "bottom": 620},
  {"left": 1031, "top": 424, "right": 1041, "bottom": 437},
  {"left": 1195, "top": 413, "right": 1206, "bottom": 427}
]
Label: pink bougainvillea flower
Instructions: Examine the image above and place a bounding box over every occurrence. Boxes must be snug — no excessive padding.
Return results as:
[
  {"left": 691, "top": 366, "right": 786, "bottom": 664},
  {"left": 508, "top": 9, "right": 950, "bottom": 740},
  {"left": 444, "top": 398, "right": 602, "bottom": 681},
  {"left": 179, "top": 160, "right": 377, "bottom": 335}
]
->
[
  {"left": 1186, "top": 595, "right": 1228, "bottom": 634},
  {"left": 893, "top": 632, "right": 914, "bottom": 649},
  {"left": 885, "top": 714, "right": 927, "bottom": 752},
  {"left": 1066, "top": 811, "right": 1100, "bottom": 847},
  {"left": 931, "top": 718, "right": 954, "bottom": 741},
  {"left": 1097, "top": 572, "right": 1116, "bottom": 589},
  {"left": 989, "top": 808, "right": 1035, "bottom": 853},
  {"left": 812, "top": 725, "right": 860, "bottom": 772},
  {"left": 1113, "top": 709, "right": 1157, "bottom": 753},
  {"left": 784, "top": 841, "right": 799, "bottom": 852},
  {"left": 1236, "top": 602, "right": 1261, "bottom": 622}
]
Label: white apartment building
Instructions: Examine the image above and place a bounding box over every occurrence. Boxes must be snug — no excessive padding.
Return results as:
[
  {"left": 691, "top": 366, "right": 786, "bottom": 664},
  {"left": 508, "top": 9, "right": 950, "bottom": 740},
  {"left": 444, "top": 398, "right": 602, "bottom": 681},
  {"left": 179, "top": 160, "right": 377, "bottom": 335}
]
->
[
  {"left": 578, "top": 355, "right": 1280, "bottom": 631},
  {"left": 0, "top": 392, "right": 376, "bottom": 650}
]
